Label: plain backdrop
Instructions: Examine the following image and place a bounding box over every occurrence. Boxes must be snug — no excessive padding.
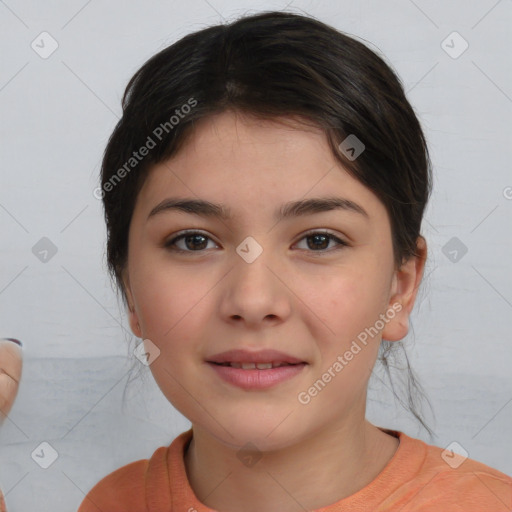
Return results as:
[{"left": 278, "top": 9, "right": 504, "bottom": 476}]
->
[{"left": 0, "top": 0, "right": 511, "bottom": 510}]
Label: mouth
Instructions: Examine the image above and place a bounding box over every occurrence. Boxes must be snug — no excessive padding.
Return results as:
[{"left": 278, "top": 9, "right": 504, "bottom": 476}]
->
[
  {"left": 206, "top": 348, "right": 306, "bottom": 366},
  {"left": 207, "top": 361, "right": 307, "bottom": 390},
  {"left": 205, "top": 349, "right": 308, "bottom": 389}
]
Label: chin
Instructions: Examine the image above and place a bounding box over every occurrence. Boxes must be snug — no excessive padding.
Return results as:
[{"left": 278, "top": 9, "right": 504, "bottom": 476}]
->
[{"left": 196, "top": 409, "right": 307, "bottom": 453}]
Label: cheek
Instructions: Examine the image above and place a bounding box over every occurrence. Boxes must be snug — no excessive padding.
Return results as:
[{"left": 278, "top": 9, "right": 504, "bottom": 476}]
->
[
  {"left": 130, "top": 256, "right": 215, "bottom": 352},
  {"left": 129, "top": 262, "right": 212, "bottom": 423},
  {"left": 128, "top": 250, "right": 177, "bottom": 335},
  {"left": 300, "top": 264, "right": 390, "bottom": 343},
  {"left": 301, "top": 270, "right": 390, "bottom": 405}
]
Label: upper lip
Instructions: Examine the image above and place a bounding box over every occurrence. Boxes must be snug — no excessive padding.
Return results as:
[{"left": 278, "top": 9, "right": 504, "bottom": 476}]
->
[{"left": 207, "top": 349, "right": 306, "bottom": 364}]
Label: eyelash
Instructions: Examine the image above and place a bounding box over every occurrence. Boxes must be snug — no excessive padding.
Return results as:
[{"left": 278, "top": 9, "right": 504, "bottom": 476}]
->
[{"left": 164, "top": 229, "right": 349, "bottom": 255}]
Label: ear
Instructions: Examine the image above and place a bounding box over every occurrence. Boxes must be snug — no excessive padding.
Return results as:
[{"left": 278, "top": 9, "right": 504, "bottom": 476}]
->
[
  {"left": 122, "top": 270, "right": 143, "bottom": 339},
  {"left": 382, "top": 236, "right": 427, "bottom": 342}
]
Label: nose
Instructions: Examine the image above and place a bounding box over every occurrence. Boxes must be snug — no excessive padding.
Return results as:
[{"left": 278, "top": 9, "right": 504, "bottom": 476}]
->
[{"left": 219, "top": 248, "right": 292, "bottom": 328}]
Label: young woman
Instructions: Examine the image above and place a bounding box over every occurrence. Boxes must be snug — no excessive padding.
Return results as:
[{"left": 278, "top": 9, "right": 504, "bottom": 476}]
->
[{"left": 79, "top": 11, "right": 512, "bottom": 512}]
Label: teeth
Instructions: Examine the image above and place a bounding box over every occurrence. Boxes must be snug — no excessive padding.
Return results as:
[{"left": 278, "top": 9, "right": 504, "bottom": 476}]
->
[
  {"left": 256, "top": 362, "right": 273, "bottom": 370},
  {"left": 225, "top": 362, "right": 293, "bottom": 369}
]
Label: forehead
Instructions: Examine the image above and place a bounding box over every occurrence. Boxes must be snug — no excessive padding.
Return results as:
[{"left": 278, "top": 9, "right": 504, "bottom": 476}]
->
[
  {"left": 163, "top": 111, "right": 334, "bottom": 182},
  {"left": 135, "top": 111, "right": 386, "bottom": 222}
]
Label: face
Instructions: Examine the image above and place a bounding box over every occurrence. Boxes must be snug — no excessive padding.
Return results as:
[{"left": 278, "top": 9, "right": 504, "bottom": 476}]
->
[{"left": 123, "top": 110, "right": 424, "bottom": 450}]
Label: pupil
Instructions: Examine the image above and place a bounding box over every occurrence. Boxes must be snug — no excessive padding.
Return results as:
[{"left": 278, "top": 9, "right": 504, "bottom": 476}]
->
[
  {"left": 309, "top": 234, "right": 328, "bottom": 250},
  {"left": 187, "top": 234, "right": 207, "bottom": 250}
]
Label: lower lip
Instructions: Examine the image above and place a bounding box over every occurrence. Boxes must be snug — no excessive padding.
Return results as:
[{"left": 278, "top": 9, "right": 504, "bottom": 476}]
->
[{"left": 207, "top": 362, "right": 307, "bottom": 390}]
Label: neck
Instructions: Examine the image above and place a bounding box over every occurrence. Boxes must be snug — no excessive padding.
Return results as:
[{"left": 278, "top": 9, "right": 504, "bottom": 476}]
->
[{"left": 183, "top": 419, "right": 399, "bottom": 512}]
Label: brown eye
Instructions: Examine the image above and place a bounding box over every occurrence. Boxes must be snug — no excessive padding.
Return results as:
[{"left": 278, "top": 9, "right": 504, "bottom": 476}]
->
[
  {"left": 165, "top": 231, "right": 217, "bottom": 252},
  {"left": 294, "top": 231, "right": 348, "bottom": 252}
]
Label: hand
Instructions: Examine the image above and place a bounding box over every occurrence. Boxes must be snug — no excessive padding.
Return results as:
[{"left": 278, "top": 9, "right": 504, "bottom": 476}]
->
[{"left": 0, "top": 338, "right": 23, "bottom": 423}]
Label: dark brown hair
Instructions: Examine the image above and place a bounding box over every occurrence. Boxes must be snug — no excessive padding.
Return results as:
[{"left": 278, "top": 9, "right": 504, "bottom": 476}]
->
[{"left": 101, "top": 10, "right": 434, "bottom": 437}]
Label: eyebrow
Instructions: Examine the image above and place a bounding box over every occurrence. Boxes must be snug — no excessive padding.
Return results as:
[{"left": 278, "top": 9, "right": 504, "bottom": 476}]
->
[{"left": 147, "top": 196, "right": 369, "bottom": 222}]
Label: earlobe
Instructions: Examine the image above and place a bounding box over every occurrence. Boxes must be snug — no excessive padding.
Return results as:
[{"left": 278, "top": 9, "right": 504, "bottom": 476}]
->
[
  {"left": 123, "top": 272, "right": 143, "bottom": 338},
  {"left": 127, "top": 304, "right": 142, "bottom": 339},
  {"left": 382, "top": 236, "right": 427, "bottom": 342}
]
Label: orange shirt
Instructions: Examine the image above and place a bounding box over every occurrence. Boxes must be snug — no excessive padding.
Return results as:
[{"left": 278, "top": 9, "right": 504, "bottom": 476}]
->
[{"left": 78, "top": 428, "right": 512, "bottom": 512}]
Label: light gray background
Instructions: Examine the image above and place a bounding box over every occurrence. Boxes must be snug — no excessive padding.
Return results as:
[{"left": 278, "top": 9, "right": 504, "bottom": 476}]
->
[{"left": 1, "top": 0, "right": 511, "bottom": 510}]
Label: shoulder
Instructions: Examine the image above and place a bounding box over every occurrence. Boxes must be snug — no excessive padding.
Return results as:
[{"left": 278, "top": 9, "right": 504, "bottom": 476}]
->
[
  {"left": 77, "top": 447, "right": 167, "bottom": 512},
  {"left": 77, "top": 430, "right": 193, "bottom": 512},
  {"left": 392, "top": 432, "right": 512, "bottom": 510}
]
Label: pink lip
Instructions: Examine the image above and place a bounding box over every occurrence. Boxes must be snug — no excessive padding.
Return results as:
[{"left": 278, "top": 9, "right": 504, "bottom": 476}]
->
[
  {"left": 207, "top": 361, "right": 307, "bottom": 390},
  {"left": 207, "top": 349, "right": 305, "bottom": 365}
]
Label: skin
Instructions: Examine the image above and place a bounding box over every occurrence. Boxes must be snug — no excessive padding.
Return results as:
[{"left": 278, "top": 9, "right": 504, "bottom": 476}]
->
[
  {"left": 123, "top": 110, "right": 426, "bottom": 512},
  {"left": 0, "top": 339, "right": 22, "bottom": 423}
]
